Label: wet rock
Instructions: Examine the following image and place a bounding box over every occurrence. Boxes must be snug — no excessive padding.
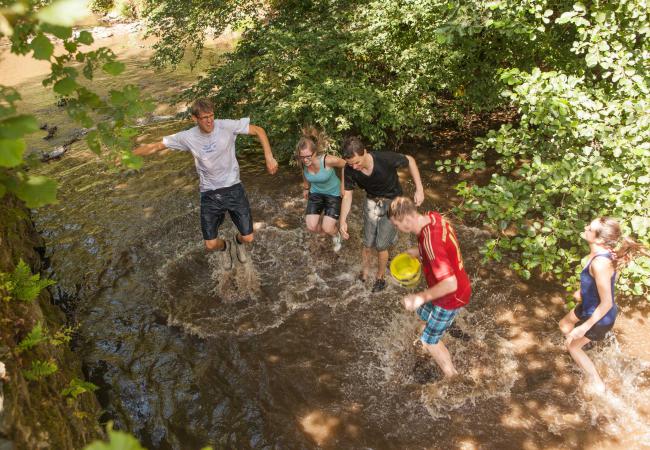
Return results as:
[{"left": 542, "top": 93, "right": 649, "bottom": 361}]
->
[
  {"left": 42, "top": 125, "right": 58, "bottom": 140},
  {"left": 40, "top": 145, "right": 68, "bottom": 162}
]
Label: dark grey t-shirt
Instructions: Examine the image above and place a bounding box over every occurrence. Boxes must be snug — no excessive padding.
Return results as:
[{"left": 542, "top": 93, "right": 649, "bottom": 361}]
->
[
  {"left": 162, "top": 118, "right": 250, "bottom": 192},
  {"left": 343, "top": 151, "right": 408, "bottom": 199}
]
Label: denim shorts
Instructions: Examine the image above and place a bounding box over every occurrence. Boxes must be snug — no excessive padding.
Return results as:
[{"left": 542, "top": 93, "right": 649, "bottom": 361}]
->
[
  {"left": 199, "top": 183, "right": 253, "bottom": 241},
  {"left": 362, "top": 197, "right": 398, "bottom": 251},
  {"left": 417, "top": 303, "right": 461, "bottom": 345},
  {"left": 306, "top": 192, "right": 342, "bottom": 219}
]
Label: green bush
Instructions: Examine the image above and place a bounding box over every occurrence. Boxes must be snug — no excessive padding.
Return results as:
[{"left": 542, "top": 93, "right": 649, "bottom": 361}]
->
[{"left": 89, "top": 0, "right": 114, "bottom": 14}]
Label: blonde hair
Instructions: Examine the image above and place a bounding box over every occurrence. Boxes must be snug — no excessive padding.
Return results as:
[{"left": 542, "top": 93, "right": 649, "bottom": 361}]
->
[
  {"left": 592, "top": 217, "right": 649, "bottom": 269},
  {"left": 388, "top": 196, "right": 418, "bottom": 221}
]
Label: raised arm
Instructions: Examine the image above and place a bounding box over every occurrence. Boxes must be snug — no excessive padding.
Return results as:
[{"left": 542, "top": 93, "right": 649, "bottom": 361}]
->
[
  {"left": 133, "top": 141, "right": 166, "bottom": 157},
  {"left": 405, "top": 155, "right": 424, "bottom": 206},
  {"left": 248, "top": 124, "right": 278, "bottom": 175}
]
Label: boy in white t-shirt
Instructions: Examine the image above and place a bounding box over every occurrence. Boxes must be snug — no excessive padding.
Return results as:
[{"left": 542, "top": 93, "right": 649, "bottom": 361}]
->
[{"left": 133, "top": 99, "right": 278, "bottom": 266}]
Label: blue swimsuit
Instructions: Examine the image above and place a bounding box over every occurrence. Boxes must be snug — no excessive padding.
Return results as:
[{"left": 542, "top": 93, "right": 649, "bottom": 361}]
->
[{"left": 575, "top": 252, "right": 617, "bottom": 340}]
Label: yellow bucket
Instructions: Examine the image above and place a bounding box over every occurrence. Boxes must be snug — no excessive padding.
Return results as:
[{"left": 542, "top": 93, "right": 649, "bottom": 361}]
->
[{"left": 390, "top": 253, "right": 421, "bottom": 288}]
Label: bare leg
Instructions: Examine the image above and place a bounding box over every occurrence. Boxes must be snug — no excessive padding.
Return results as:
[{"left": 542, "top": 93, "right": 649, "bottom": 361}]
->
[
  {"left": 376, "top": 249, "right": 389, "bottom": 280},
  {"left": 559, "top": 308, "right": 580, "bottom": 335},
  {"left": 204, "top": 238, "right": 227, "bottom": 252},
  {"left": 305, "top": 214, "right": 323, "bottom": 234},
  {"left": 361, "top": 247, "right": 372, "bottom": 281},
  {"left": 423, "top": 340, "right": 458, "bottom": 377},
  {"left": 566, "top": 336, "right": 605, "bottom": 391},
  {"left": 320, "top": 216, "right": 338, "bottom": 237}
]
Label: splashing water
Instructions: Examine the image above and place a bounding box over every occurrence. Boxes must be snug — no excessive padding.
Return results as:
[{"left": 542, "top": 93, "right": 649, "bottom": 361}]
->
[{"left": 578, "top": 336, "right": 650, "bottom": 445}]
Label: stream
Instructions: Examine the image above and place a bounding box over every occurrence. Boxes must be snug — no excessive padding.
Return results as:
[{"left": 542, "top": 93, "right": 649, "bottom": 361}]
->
[{"left": 3, "top": 22, "right": 650, "bottom": 450}]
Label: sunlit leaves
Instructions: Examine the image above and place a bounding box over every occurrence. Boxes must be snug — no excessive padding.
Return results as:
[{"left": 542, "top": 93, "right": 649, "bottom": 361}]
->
[
  {"left": 2, "top": 0, "right": 152, "bottom": 208},
  {"left": 0, "top": 115, "right": 39, "bottom": 139},
  {"left": 0, "top": 138, "right": 26, "bottom": 167},
  {"left": 30, "top": 33, "right": 53, "bottom": 60},
  {"left": 36, "top": 0, "right": 89, "bottom": 26},
  {"left": 53, "top": 77, "right": 78, "bottom": 96},
  {"left": 102, "top": 61, "right": 125, "bottom": 75},
  {"left": 12, "top": 175, "right": 58, "bottom": 208},
  {"left": 40, "top": 23, "right": 72, "bottom": 39},
  {"left": 447, "top": 0, "right": 650, "bottom": 298},
  {"left": 77, "top": 30, "right": 94, "bottom": 45}
]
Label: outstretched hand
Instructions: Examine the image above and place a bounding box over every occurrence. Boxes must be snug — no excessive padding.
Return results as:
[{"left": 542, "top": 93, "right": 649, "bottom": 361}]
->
[{"left": 266, "top": 157, "right": 279, "bottom": 175}]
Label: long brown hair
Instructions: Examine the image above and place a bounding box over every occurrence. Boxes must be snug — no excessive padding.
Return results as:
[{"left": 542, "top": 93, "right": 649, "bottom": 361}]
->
[{"left": 592, "top": 217, "right": 649, "bottom": 269}]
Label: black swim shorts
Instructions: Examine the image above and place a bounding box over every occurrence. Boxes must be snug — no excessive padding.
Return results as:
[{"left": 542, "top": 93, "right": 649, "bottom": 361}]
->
[
  {"left": 305, "top": 192, "right": 341, "bottom": 219},
  {"left": 200, "top": 183, "right": 253, "bottom": 240}
]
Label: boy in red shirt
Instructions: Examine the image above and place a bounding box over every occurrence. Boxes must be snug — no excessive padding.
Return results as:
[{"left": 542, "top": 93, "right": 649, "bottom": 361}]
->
[{"left": 388, "top": 197, "right": 471, "bottom": 377}]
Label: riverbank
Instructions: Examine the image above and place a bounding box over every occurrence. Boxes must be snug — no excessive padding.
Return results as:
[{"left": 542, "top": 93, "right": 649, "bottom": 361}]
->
[{"left": 0, "top": 194, "right": 103, "bottom": 449}]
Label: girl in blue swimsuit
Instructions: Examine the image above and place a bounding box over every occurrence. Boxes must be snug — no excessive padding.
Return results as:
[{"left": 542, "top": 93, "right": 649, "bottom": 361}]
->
[
  {"left": 559, "top": 217, "right": 648, "bottom": 392},
  {"left": 296, "top": 130, "right": 346, "bottom": 251}
]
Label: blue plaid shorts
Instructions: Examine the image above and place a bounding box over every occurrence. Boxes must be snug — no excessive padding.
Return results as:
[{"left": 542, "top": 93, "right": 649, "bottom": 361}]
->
[{"left": 417, "top": 303, "right": 460, "bottom": 345}]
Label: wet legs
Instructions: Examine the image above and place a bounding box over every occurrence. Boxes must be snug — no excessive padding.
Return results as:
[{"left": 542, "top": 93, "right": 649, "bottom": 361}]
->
[
  {"left": 559, "top": 310, "right": 605, "bottom": 391},
  {"left": 423, "top": 340, "right": 458, "bottom": 378}
]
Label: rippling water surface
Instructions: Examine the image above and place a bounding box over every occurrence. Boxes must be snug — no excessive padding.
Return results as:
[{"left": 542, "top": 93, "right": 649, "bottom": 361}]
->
[
  {"left": 30, "top": 128, "right": 650, "bottom": 449},
  {"left": 7, "top": 24, "right": 650, "bottom": 449}
]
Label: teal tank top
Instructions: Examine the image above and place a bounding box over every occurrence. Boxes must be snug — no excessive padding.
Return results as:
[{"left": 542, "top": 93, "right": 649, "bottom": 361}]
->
[{"left": 303, "top": 155, "right": 341, "bottom": 197}]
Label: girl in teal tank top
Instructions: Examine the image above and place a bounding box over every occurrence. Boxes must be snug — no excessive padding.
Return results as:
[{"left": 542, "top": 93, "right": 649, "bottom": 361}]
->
[
  {"left": 296, "top": 131, "right": 346, "bottom": 252},
  {"left": 559, "top": 217, "right": 648, "bottom": 393}
]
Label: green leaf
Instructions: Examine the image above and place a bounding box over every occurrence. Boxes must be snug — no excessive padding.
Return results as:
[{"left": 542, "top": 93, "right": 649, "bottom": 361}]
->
[
  {"left": 30, "top": 33, "right": 54, "bottom": 60},
  {"left": 77, "top": 30, "right": 93, "bottom": 45},
  {"left": 17, "top": 322, "right": 47, "bottom": 352},
  {"left": 8, "top": 259, "right": 56, "bottom": 302},
  {"left": 84, "top": 426, "right": 146, "bottom": 450},
  {"left": 37, "top": 0, "right": 89, "bottom": 26},
  {"left": 86, "top": 130, "right": 101, "bottom": 154},
  {"left": 40, "top": 23, "right": 72, "bottom": 39},
  {"left": 12, "top": 175, "right": 58, "bottom": 208},
  {"left": 64, "top": 41, "right": 78, "bottom": 52},
  {"left": 0, "top": 115, "right": 39, "bottom": 139},
  {"left": 102, "top": 61, "right": 126, "bottom": 76},
  {"left": 0, "top": 139, "right": 26, "bottom": 167},
  {"left": 61, "top": 378, "right": 98, "bottom": 399},
  {"left": 23, "top": 360, "right": 58, "bottom": 381},
  {"left": 53, "top": 77, "right": 78, "bottom": 96}
]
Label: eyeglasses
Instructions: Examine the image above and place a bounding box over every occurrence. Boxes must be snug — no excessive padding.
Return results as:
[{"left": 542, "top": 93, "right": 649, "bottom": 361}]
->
[
  {"left": 298, "top": 153, "right": 314, "bottom": 161},
  {"left": 197, "top": 113, "right": 214, "bottom": 121}
]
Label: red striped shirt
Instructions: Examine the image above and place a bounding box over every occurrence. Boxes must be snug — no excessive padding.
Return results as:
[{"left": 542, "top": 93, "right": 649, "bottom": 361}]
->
[{"left": 418, "top": 212, "right": 471, "bottom": 310}]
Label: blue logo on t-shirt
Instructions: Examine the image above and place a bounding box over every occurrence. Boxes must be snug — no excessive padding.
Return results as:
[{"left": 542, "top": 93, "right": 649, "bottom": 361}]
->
[{"left": 202, "top": 141, "right": 218, "bottom": 154}]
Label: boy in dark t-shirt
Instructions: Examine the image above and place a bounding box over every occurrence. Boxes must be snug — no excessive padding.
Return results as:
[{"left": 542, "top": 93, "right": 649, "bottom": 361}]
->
[
  {"left": 339, "top": 137, "right": 424, "bottom": 292},
  {"left": 388, "top": 196, "right": 471, "bottom": 377}
]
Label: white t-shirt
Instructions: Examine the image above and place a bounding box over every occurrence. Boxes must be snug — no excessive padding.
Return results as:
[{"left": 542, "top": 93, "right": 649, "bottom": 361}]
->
[{"left": 162, "top": 118, "right": 250, "bottom": 192}]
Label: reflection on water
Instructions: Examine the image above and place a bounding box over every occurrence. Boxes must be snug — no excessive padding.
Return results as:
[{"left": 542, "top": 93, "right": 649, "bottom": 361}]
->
[{"left": 30, "top": 124, "right": 650, "bottom": 449}]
